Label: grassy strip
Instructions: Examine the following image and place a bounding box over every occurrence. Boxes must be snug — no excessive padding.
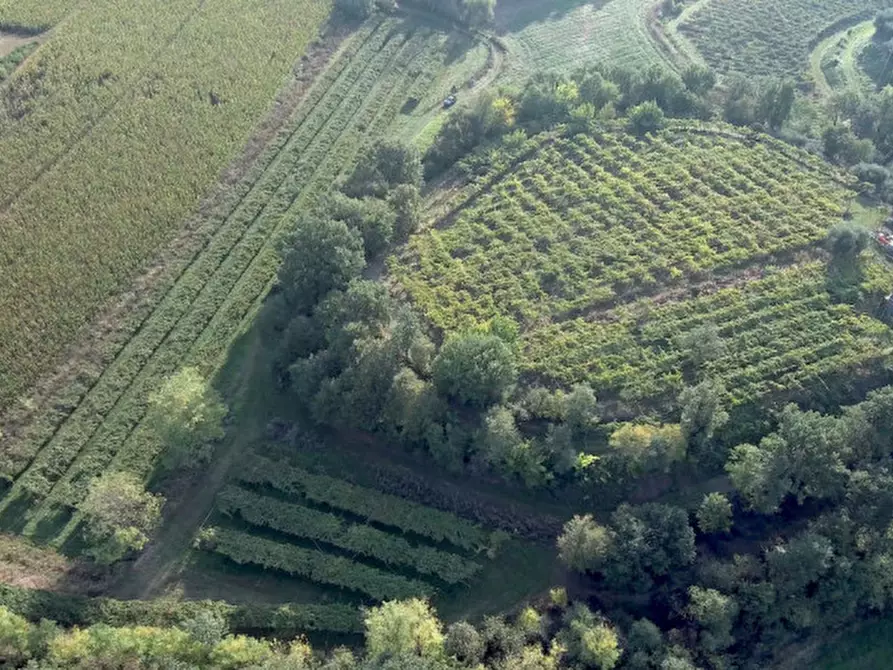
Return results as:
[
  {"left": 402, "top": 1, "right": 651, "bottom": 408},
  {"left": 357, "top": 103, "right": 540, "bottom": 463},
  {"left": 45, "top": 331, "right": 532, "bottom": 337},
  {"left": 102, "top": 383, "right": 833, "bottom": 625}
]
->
[
  {"left": 238, "top": 456, "right": 492, "bottom": 552},
  {"left": 218, "top": 485, "right": 482, "bottom": 584},
  {"left": 0, "top": 583, "right": 362, "bottom": 634},
  {"left": 206, "top": 526, "right": 433, "bottom": 601}
]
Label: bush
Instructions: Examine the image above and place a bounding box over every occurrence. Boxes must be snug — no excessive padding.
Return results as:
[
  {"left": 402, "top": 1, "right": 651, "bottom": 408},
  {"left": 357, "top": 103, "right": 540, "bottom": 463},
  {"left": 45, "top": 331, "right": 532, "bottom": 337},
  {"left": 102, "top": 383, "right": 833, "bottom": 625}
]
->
[{"left": 627, "top": 101, "right": 666, "bottom": 135}]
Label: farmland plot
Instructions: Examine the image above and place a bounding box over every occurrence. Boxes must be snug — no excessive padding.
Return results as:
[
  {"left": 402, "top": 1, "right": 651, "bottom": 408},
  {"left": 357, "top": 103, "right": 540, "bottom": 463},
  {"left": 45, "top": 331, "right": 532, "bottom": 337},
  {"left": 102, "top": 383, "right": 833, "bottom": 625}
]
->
[
  {"left": 0, "top": 17, "right": 471, "bottom": 552},
  {"left": 392, "top": 124, "right": 892, "bottom": 408}
]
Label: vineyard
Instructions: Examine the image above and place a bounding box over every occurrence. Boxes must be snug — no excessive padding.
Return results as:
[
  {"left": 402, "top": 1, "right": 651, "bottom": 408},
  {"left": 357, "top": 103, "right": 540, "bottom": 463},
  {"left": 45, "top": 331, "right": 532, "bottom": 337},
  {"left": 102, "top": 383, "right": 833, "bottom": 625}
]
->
[
  {"left": 0, "top": 16, "right": 462, "bottom": 555},
  {"left": 193, "top": 453, "right": 550, "bottom": 615},
  {"left": 393, "top": 124, "right": 893, "bottom": 408},
  {"left": 677, "top": 0, "right": 891, "bottom": 81}
]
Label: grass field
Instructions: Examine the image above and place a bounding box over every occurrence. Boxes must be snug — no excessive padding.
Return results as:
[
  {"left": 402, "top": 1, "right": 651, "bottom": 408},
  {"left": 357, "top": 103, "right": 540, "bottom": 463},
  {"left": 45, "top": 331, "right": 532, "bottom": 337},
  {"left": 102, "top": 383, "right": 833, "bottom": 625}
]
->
[
  {"left": 392, "top": 123, "right": 893, "bottom": 410},
  {"left": 0, "top": 0, "right": 334, "bottom": 413},
  {"left": 677, "top": 0, "right": 889, "bottom": 83},
  {"left": 495, "top": 0, "right": 674, "bottom": 83}
]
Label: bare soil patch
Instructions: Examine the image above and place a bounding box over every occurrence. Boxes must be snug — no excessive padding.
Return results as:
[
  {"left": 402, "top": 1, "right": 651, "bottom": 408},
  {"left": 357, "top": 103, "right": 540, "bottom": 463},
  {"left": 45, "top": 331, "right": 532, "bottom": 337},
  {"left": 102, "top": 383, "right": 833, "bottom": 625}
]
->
[{"left": 0, "top": 32, "right": 42, "bottom": 58}]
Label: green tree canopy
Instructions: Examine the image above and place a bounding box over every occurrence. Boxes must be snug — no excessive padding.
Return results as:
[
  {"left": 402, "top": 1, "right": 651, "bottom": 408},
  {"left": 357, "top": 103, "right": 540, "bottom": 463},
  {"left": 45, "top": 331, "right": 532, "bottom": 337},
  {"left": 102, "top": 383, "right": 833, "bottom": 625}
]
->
[
  {"left": 79, "top": 472, "right": 163, "bottom": 564},
  {"left": 364, "top": 599, "right": 444, "bottom": 661},
  {"left": 147, "top": 367, "right": 227, "bottom": 470},
  {"left": 432, "top": 331, "right": 517, "bottom": 408}
]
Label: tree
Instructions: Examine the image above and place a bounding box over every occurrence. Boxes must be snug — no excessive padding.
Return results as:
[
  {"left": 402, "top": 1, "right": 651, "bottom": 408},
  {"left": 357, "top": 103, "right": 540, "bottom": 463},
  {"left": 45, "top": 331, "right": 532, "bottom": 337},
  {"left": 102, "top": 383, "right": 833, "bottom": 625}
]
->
[
  {"left": 679, "top": 380, "right": 728, "bottom": 463},
  {"left": 605, "top": 504, "right": 695, "bottom": 590},
  {"left": 444, "top": 621, "right": 484, "bottom": 665},
  {"left": 557, "top": 514, "right": 613, "bottom": 573},
  {"left": 758, "top": 80, "right": 795, "bottom": 130},
  {"left": 388, "top": 184, "right": 422, "bottom": 241},
  {"left": 344, "top": 139, "right": 423, "bottom": 199},
  {"left": 79, "top": 472, "right": 163, "bottom": 564},
  {"left": 475, "top": 406, "right": 526, "bottom": 472},
  {"left": 676, "top": 323, "right": 726, "bottom": 372},
  {"left": 725, "top": 443, "right": 786, "bottom": 514},
  {"left": 608, "top": 423, "right": 686, "bottom": 475},
  {"left": 461, "top": 0, "right": 495, "bottom": 28},
  {"left": 823, "top": 125, "right": 876, "bottom": 165},
  {"left": 329, "top": 194, "right": 397, "bottom": 258},
  {"left": 696, "top": 493, "right": 733, "bottom": 534},
  {"left": 147, "top": 367, "right": 227, "bottom": 470},
  {"left": 627, "top": 100, "right": 666, "bottom": 135},
  {"left": 826, "top": 222, "right": 870, "bottom": 261},
  {"left": 277, "top": 214, "right": 365, "bottom": 315},
  {"left": 0, "top": 607, "right": 32, "bottom": 665},
  {"left": 364, "top": 600, "right": 444, "bottom": 660},
  {"left": 687, "top": 587, "right": 739, "bottom": 651},
  {"left": 681, "top": 64, "right": 716, "bottom": 96},
  {"left": 432, "top": 332, "right": 517, "bottom": 407},
  {"left": 561, "top": 606, "right": 622, "bottom": 670}
]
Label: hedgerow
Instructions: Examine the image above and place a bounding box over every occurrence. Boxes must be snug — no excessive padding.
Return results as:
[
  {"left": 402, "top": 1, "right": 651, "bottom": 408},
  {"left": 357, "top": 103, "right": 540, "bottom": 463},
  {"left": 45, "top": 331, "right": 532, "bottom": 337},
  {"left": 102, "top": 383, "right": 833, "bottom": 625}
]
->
[
  {"left": 217, "top": 485, "right": 482, "bottom": 584},
  {"left": 0, "top": 583, "right": 362, "bottom": 634},
  {"left": 238, "top": 456, "right": 492, "bottom": 552},
  {"left": 204, "top": 526, "right": 433, "bottom": 601}
]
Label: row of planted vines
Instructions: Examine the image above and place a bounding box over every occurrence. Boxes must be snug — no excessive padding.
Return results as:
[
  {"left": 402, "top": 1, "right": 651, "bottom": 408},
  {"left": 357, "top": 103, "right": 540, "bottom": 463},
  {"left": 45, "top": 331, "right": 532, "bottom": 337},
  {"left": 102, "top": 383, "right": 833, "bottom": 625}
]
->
[
  {"left": 677, "top": 0, "right": 889, "bottom": 81},
  {"left": 0, "top": 17, "right": 454, "bottom": 548},
  {"left": 392, "top": 124, "right": 893, "bottom": 408},
  {"left": 198, "top": 454, "right": 509, "bottom": 604}
]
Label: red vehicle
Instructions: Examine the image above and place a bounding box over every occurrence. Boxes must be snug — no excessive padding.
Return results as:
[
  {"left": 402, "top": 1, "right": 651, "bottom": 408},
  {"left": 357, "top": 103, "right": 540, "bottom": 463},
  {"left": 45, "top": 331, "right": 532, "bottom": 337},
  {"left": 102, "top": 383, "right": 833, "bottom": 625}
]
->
[{"left": 875, "top": 230, "right": 893, "bottom": 257}]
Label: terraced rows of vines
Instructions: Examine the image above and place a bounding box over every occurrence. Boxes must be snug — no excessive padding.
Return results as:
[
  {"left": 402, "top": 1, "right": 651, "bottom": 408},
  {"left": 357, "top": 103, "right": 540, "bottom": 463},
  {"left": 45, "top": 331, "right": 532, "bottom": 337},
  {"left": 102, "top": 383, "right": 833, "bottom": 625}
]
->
[
  {"left": 0, "top": 16, "right": 458, "bottom": 552},
  {"left": 191, "top": 452, "right": 548, "bottom": 616},
  {"left": 677, "top": 0, "right": 893, "bottom": 81},
  {"left": 392, "top": 124, "right": 893, "bottom": 410}
]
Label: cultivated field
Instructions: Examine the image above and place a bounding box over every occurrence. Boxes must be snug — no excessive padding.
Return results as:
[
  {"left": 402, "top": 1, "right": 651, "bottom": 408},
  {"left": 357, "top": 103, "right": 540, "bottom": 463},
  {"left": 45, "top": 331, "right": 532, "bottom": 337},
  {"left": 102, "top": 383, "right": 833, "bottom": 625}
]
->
[
  {"left": 495, "top": 0, "right": 674, "bottom": 83},
  {"left": 0, "top": 16, "right": 466, "bottom": 558},
  {"left": 0, "top": 0, "right": 332, "bottom": 412},
  {"left": 393, "top": 124, "right": 892, "bottom": 410},
  {"left": 677, "top": 0, "right": 890, "bottom": 82}
]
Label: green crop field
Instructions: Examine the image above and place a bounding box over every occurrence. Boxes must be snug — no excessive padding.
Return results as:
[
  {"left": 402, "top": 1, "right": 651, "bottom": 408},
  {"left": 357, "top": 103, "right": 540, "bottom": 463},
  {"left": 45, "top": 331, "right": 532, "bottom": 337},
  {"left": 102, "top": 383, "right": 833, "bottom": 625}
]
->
[
  {"left": 678, "top": 0, "right": 891, "bottom": 82},
  {"left": 0, "top": 0, "right": 333, "bottom": 413},
  {"left": 0, "top": 16, "right": 474, "bottom": 557},
  {"left": 496, "top": 0, "right": 673, "bottom": 83},
  {"left": 392, "top": 123, "right": 893, "bottom": 410}
]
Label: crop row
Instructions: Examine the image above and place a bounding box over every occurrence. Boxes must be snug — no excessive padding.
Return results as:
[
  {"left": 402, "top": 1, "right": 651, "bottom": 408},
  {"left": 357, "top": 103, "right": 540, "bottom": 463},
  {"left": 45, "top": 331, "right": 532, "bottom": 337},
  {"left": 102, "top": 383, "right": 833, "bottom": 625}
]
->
[
  {"left": 218, "top": 485, "right": 482, "bottom": 584},
  {"left": 238, "top": 456, "right": 492, "bottom": 552},
  {"left": 393, "top": 127, "right": 851, "bottom": 332},
  {"left": 19, "top": 23, "right": 445, "bottom": 542},
  {"left": 678, "top": 0, "right": 884, "bottom": 80},
  {"left": 0, "top": 0, "right": 333, "bottom": 413},
  {"left": 205, "top": 526, "right": 433, "bottom": 601},
  {"left": 523, "top": 263, "right": 892, "bottom": 406},
  {"left": 0, "top": 19, "right": 388, "bottom": 484}
]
